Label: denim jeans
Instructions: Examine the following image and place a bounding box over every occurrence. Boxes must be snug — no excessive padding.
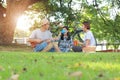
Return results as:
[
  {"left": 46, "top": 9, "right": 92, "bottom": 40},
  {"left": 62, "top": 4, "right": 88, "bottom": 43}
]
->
[{"left": 33, "top": 42, "right": 55, "bottom": 52}]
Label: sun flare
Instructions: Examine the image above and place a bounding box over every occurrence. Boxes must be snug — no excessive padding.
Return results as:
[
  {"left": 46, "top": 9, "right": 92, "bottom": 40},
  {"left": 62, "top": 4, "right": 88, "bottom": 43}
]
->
[{"left": 16, "top": 15, "right": 32, "bottom": 31}]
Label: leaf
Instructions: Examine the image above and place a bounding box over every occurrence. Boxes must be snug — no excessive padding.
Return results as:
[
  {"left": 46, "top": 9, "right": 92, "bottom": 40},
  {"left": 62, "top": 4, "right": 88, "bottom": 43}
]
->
[
  {"left": 51, "top": 56, "right": 54, "bottom": 59},
  {"left": 10, "top": 74, "right": 19, "bottom": 80},
  {"left": 69, "top": 71, "right": 82, "bottom": 77},
  {"left": 22, "top": 67, "right": 27, "bottom": 72},
  {"left": 34, "top": 59, "right": 37, "bottom": 63},
  {"left": 0, "top": 66, "right": 4, "bottom": 71},
  {"left": 98, "top": 73, "right": 104, "bottom": 77},
  {"left": 74, "top": 63, "right": 80, "bottom": 68},
  {"left": 39, "top": 72, "right": 44, "bottom": 77},
  {"left": 114, "top": 77, "right": 120, "bottom": 80}
]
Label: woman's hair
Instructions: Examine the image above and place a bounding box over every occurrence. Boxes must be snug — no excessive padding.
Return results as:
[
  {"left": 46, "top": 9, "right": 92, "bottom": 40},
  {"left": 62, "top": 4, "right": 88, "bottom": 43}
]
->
[
  {"left": 60, "top": 32, "right": 71, "bottom": 40},
  {"left": 82, "top": 21, "right": 90, "bottom": 30},
  {"left": 60, "top": 26, "right": 71, "bottom": 40},
  {"left": 63, "top": 26, "right": 69, "bottom": 30}
]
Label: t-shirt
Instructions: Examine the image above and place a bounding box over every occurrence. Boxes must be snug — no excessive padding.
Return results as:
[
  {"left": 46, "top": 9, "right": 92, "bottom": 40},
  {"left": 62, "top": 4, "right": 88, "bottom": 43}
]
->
[
  {"left": 29, "top": 29, "right": 52, "bottom": 40},
  {"left": 83, "top": 30, "right": 96, "bottom": 46}
]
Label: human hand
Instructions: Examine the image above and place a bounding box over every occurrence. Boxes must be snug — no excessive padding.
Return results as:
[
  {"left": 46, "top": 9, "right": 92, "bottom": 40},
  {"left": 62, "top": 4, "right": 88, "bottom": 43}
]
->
[
  {"left": 35, "top": 39, "right": 42, "bottom": 43},
  {"left": 45, "top": 39, "right": 51, "bottom": 44},
  {"left": 53, "top": 37, "right": 58, "bottom": 41},
  {"left": 30, "top": 42, "right": 37, "bottom": 48}
]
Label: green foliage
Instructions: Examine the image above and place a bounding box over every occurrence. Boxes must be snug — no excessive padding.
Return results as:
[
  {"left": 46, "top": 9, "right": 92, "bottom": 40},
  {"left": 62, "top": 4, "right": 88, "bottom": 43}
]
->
[
  {"left": 22, "top": 0, "right": 120, "bottom": 47},
  {"left": 25, "top": 2, "right": 49, "bottom": 32}
]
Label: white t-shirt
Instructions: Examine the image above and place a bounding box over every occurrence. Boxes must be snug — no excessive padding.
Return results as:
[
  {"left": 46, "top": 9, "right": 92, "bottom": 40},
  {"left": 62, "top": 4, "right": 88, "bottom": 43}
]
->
[
  {"left": 83, "top": 30, "right": 96, "bottom": 46},
  {"left": 29, "top": 29, "right": 52, "bottom": 40}
]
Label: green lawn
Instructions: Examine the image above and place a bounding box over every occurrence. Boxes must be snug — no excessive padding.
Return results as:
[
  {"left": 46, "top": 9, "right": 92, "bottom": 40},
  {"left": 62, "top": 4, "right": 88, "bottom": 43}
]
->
[{"left": 0, "top": 51, "right": 120, "bottom": 80}]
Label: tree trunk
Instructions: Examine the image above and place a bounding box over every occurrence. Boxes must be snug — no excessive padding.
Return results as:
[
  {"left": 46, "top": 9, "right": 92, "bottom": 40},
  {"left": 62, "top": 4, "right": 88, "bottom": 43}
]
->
[{"left": 0, "top": 0, "right": 40, "bottom": 45}]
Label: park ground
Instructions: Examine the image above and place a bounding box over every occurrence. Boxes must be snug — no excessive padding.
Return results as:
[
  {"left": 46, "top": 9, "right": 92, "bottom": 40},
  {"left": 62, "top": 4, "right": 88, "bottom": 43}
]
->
[{"left": 0, "top": 45, "right": 120, "bottom": 80}]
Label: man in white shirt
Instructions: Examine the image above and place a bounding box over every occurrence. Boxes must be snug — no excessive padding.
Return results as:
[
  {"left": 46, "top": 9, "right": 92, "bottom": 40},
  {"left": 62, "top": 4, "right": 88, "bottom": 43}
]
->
[{"left": 28, "top": 18, "right": 61, "bottom": 52}]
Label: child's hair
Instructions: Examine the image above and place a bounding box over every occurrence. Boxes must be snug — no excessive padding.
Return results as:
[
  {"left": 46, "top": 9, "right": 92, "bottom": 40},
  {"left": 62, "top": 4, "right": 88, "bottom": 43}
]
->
[{"left": 82, "top": 21, "right": 90, "bottom": 30}]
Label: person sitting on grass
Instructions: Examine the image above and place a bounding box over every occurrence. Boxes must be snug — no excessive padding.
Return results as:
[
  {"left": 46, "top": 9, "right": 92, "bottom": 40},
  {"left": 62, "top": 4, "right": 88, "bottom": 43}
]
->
[
  {"left": 28, "top": 18, "right": 61, "bottom": 52},
  {"left": 72, "top": 21, "right": 96, "bottom": 52},
  {"left": 58, "top": 26, "right": 73, "bottom": 52}
]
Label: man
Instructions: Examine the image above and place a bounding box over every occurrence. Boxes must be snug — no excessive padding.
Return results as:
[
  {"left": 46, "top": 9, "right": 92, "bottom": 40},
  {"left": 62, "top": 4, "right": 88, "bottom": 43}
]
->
[
  {"left": 72, "top": 21, "right": 96, "bottom": 52},
  {"left": 28, "top": 18, "right": 61, "bottom": 52}
]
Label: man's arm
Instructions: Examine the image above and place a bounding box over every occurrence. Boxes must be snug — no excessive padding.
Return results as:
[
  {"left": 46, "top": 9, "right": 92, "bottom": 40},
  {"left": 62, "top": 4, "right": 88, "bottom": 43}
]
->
[
  {"left": 28, "top": 38, "right": 52, "bottom": 46},
  {"left": 28, "top": 38, "right": 43, "bottom": 44},
  {"left": 28, "top": 38, "right": 43, "bottom": 48}
]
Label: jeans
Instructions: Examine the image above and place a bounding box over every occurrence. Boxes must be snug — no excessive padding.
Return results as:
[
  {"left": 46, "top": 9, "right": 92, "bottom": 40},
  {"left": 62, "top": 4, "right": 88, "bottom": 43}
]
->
[{"left": 33, "top": 42, "right": 55, "bottom": 52}]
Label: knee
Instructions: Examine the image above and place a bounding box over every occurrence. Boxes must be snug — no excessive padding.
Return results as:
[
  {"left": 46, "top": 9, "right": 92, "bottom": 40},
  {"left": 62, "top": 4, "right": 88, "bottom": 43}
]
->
[{"left": 34, "top": 42, "right": 48, "bottom": 52}]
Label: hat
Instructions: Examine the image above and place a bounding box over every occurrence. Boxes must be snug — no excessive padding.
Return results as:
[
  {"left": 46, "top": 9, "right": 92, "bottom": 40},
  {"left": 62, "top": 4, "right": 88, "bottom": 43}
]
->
[{"left": 40, "top": 18, "right": 49, "bottom": 26}]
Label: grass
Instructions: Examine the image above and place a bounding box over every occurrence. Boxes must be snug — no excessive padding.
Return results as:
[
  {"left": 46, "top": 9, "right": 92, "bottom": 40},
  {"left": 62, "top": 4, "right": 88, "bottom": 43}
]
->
[{"left": 0, "top": 45, "right": 120, "bottom": 80}]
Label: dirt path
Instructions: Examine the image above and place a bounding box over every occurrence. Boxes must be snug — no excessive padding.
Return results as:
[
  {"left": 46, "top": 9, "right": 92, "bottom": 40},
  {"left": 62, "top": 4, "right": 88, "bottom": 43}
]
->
[{"left": 0, "top": 44, "right": 32, "bottom": 52}]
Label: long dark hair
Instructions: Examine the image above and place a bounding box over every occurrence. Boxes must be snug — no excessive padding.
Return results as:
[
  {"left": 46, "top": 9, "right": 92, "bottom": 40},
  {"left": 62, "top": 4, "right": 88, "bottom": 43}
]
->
[{"left": 60, "top": 26, "right": 71, "bottom": 40}]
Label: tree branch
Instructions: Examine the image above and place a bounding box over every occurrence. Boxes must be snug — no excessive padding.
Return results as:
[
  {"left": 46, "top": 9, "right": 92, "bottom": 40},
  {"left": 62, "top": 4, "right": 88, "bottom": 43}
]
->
[
  {"left": 59, "top": 0, "right": 63, "bottom": 7},
  {"left": 68, "top": 0, "right": 72, "bottom": 8}
]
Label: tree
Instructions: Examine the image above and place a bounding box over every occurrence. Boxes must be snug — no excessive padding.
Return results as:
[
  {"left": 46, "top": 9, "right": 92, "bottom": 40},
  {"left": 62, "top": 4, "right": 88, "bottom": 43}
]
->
[
  {"left": 0, "top": 0, "right": 47, "bottom": 45},
  {"left": 1, "top": 0, "right": 119, "bottom": 47}
]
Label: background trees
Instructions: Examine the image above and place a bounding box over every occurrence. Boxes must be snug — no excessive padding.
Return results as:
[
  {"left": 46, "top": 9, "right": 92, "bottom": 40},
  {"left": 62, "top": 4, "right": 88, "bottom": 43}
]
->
[
  {"left": 0, "top": 0, "right": 120, "bottom": 47},
  {"left": 0, "top": 0, "right": 46, "bottom": 45}
]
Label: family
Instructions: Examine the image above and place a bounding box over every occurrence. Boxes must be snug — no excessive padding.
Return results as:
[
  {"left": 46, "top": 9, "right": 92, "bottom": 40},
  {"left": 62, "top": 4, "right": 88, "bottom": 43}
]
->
[{"left": 28, "top": 18, "right": 96, "bottom": 53}]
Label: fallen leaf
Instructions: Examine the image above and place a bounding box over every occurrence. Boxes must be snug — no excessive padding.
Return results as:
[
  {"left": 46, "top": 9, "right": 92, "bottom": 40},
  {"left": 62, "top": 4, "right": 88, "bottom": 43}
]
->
[
  {"left": 22, "top": 67, "right": 27, "bottom": 72},
  {"left": 34, "top": 59, "right": 37, "bottom": 63},
  {"left": 74, "top": 63, "right": 80, "bottom": 68},
  {"left": 57, "top": 60, "right": 63, "bottom": 63},
  {"left": 46, "top": 61, "right": 52, "bottom": 64},
  {"left": 51, "top": 56, "right": 54, "bottom": 59},
  {"left": 114, "top": 77, "right": 120, "bottom": 80},
  {"left": 69, "top": 71, "right": 82, "bottom": 77},
  {"left": 98, "top": 73, "right": 104, "bottom": 77},
  {"left": 10, "top": 74, "right": 19, "bottom": 80},
  {"left": 0, "top": 66, "right": 4, "bottom": 71},
  {"left": 39, "top": 72, "right": 44, "bottom": 77},
  {"left": 99, "top": 57, "right": 102, "bottom": 60}
]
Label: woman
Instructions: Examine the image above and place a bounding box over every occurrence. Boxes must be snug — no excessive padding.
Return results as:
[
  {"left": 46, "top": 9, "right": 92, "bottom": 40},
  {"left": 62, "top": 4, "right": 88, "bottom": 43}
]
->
[{"left": 58, "top": 26, "right": 73, "bottom": 52}]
